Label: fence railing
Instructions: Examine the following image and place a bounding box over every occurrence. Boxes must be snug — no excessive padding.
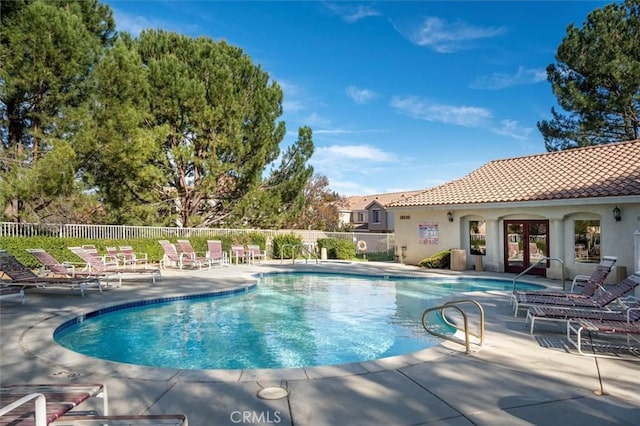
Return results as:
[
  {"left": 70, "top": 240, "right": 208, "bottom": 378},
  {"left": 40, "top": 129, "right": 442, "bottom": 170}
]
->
[{"left": 0, "top": 222, "right": 395, "bottom": 254}]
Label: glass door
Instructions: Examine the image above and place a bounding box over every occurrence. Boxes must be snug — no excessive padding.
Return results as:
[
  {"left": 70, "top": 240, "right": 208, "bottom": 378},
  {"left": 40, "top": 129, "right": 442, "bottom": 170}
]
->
[{"left": 504, "top": 220, "right": 549, "bottom": 276}]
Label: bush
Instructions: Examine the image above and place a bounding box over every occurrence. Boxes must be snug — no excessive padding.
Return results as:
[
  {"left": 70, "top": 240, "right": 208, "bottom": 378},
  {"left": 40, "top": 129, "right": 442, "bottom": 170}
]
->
[
  {"left": 317, "top": 238, "right": 355, "bottom": 260},
  {"left": 271, "top": 233, "right": 303, "bottom": 259},
  {"left": 418, "top": 249, "right": 452, "bottom": 269}
]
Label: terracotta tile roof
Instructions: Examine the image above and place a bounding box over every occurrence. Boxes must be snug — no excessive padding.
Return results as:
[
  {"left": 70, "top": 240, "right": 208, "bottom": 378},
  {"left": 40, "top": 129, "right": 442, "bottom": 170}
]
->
[
  {"left": 389, "top": 140, "right": 640, "bottom": 208},
  {"left": 344, "top": 190, "right": 424, "bottom": 210}
]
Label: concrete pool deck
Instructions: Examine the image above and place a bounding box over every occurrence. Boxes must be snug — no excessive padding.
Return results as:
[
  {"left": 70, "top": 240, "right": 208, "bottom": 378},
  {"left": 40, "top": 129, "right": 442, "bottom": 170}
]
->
[{"left": 1, "top": 261, "right": 638, "bottom": 425}]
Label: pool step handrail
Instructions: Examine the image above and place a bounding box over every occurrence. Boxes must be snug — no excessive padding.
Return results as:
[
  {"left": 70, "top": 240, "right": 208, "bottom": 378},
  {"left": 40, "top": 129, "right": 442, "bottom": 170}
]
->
[
  {"left": 512, "top": 256, "right": 566, "bottom": 292},
  {"left": 421, "top": 299, "right": 485, "bottom": 354}
]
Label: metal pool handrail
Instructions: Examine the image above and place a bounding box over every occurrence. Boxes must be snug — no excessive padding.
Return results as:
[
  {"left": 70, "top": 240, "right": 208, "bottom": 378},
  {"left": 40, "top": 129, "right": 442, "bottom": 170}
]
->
[
  {"left": 512, "top": 257, "right": 566, "bottom": 291},
  {"left": 421, "top": 299, "right": 485, "bottom": 354}
]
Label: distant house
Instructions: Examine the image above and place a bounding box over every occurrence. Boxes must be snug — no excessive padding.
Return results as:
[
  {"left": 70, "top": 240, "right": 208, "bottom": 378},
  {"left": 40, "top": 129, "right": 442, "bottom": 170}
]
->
[
  {"left": 339, "top": 191, "right": 423, "bottom": 232},
  {"left": 388, "top": 140, "right": 640, "bottom": 283}
]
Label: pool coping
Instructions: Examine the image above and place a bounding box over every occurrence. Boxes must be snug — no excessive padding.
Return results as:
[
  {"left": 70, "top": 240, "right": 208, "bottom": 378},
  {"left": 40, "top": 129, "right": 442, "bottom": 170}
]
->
[{"left": 20, "top": 264, "right": 549, "bottom": 383}]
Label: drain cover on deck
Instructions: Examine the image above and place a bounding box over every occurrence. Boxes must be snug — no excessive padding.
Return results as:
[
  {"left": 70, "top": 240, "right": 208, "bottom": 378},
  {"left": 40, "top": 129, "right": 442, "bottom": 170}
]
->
[{"left": 257, "top": 386, "right": 289, "bottom": 400}]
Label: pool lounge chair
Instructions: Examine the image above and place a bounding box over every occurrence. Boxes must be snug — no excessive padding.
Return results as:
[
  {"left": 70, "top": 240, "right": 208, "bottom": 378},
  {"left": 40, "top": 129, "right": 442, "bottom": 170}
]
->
[
  {"left": 230, "top": 245, "right": 248, "bottom": 264},
  {"left": 526, "top": 297, "right": 640, "bottom": 334},
  {"left": 206, "top": 240, "right": 229, "bottom": 267},
  {"left": 26, "top": 249, "right": 101, "bottom": 280},
  {"left": 69, "top": 247, "right": 160, "bottom": 286},
  {"left": 0, "top": 383, "right": 188, "bottom": 425},
  {"left": 176, "top": 240, "right": 212, "bottom": 270},
  {"left": 512, "top": 272, "right": 640, "bottom": 317},
  {"left": 158, "top": 240, "right": 203, "bottom": 270},
  {"left": 0, "top": 285, "right": 25, "bottom": 304},
  {"left": 511, "top": 256, "right": 617, "bottom": 307},
  {"left": 0, "top": 250, "right": 102, "bottom": 297},
  {"left": 247, "top": 244, "right": 267, "bottom": 264},
  {"left": 118, "top": 245, "right": 149, "bottom": 269},
  {"left": 567, "top": 314, "right": 640, "bottom": 361}
]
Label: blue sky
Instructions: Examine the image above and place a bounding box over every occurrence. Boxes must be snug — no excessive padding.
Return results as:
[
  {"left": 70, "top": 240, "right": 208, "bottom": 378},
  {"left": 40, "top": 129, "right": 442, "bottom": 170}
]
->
[{"left": 104, "top": 0, "right": 610, "bottom": 196}]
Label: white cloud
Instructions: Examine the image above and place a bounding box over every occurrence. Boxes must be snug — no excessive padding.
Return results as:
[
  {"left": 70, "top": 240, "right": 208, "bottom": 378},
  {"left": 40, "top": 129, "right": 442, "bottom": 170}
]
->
[
  {"left": 314, "top": 145, "right": 397, "bottom": 164},
  {"left": 324, "top": 3, "right": 381, "bottom": 23},
  {"left": 390, "top": 96, "right": 492, "bottom": 127},
  {"left": 471, "top": 66, "right": 548, "bottom": 90},
  {"left": 490, "top": 119, "right": 533, "bottom": 140},
  {"left": 346, "top": 86, "right": 377, "bottom": 104},
  {"left": 397, "top": 17, "right": 505, "bottom": 53}
]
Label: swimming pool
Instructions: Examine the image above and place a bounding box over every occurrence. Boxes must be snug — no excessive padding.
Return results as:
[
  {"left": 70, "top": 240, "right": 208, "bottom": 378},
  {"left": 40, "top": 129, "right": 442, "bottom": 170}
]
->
[{"left": 54, "top": 273, "right": 540, "bottom": 370}]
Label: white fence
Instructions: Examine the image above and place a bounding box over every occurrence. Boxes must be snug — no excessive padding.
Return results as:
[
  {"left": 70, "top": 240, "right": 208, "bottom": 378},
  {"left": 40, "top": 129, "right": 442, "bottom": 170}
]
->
[{"left": 0, "top": 222, "right": 395, "bottom": 254}]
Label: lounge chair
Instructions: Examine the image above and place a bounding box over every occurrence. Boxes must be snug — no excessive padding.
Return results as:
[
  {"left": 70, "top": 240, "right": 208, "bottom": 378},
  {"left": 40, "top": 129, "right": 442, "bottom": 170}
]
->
[
  {"left": 526, "top": 298, "right": 640, "bottom": 334},
  {"left": 69, "top": 247, "right": 160, "bottom": 286},
  {"left": 0, "top": 250, "right": 102, "bottom": 297},
  {"left": 230, "top": 245, "right": 248, "bottom": 264},
  {"left": 512, "top": 272, "right": 640, "bottom": 317},
  {"left": 247, "top": 244, "right": 267, "bottom": 264},
  {"left": 206, "top": 240, "right": 229, "bottom": 267},
  {"left": 0, "top": 383, "right": 188, "bottom": 425},
  {"left": 176, "top": 240, "right": 212, "bottom": 270},
  {"left": 118, "top": 245, "right": 149, "bottom": 269},
  {"left": 511, "top": 256, "right": 617, "bottom": 307},
  {"left": 0, "top": 285, "right": 25, "bottom": 304},
  {"left": 158, "top": 240, "right": 201, "bottom": 270},
  {"left": 26, "top": 249, "right": 100, "bottom": 280},
  {"left": 567, "top": 311, "right": 640, "bottom": 361}
]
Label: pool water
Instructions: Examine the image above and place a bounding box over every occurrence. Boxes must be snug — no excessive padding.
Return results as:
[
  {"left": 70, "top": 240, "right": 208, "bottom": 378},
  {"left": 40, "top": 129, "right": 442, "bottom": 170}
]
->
[{"left": 54, "top": 273, "right": 539, "bottom": 370}]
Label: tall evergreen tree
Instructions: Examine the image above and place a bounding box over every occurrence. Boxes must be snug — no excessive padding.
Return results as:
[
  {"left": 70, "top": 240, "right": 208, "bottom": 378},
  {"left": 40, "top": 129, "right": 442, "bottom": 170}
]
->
[
  {"left": 0, "top": 0, "right": 115, "bottom": 221},
  {"left": 538, "top": 0, "right": 640, "bottom": 151}
]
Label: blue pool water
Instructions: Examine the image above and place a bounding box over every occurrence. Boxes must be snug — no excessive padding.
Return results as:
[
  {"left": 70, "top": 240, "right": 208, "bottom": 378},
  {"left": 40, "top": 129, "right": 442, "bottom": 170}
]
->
[{"left": 54, "top": 273, "right": 540, "bottom": 370}]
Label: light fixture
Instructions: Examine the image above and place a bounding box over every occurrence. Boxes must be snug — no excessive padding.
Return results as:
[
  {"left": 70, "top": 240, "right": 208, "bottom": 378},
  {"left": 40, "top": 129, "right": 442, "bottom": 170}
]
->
[
  {"left": 612, "top": 206, "right": 622, "bottom": 222},
  {"left": 447, "top": 211, "right": 454, "bottom": 222}
]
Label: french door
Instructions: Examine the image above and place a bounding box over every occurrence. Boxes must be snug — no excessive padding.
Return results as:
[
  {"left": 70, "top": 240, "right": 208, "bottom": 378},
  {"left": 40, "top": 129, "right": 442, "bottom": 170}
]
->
[{"left": 504, "top": 220, "right": 549, "bottom": 276}]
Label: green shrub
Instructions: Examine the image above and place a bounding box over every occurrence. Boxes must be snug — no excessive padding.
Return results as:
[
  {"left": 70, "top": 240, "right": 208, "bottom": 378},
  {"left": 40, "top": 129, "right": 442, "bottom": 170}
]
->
[
  {"left": 272, "top": 233, "right": 302, "bottom": 259},
  {"left": 317, "top": 238, "right": 355, "bottom": 260},
  {"left": 418, "top": 249, "right": 452, "bottom": 269}
]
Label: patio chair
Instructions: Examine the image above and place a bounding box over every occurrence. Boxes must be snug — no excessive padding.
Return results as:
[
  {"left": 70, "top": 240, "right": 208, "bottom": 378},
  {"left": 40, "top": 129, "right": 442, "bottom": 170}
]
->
[
  {"left": 118, "top": 245, "right": 149, "bottom": 269},
  {"left": 567, "top": 313, "right": 640, "bottom": 361},
  {"left": 247, "top": 244, "right": 267, "bottom": 264},
  {"left": 158, "top": 240, "right": 201, "bottom": 270},
  {"left": 0, "top": 383, "right": 188, "bottom": 425},
  {"left": 69, "top": 247, "right": 160, "bottom": 286},
  {"left": 0, "top": 285, "right": 25, "bottom": 304},
  {"left": 511, "top": 256, "right": 617, "bottom": 307},
  {"left": 230, "top": 245, "right": 248, "bottom": 264},
  {"left": 512, "top": 271, "right": 640, "bottom": 317},
  {"left": 26, "top": 249, "right": 100, "bottom": 280},
  {"left": 82, "top": 244, "right": 118, "bottom": 268},
  {"left": 0, "top": 250, "right": 102, "bottom": 297},
  {"left": 526, "top": 297, "right": 639, "bottom": 334},
  {"left": 176, "top": 240, "right": 212, "bottom": 270},
  {"left": 206, "top": 240, "right": 230, "bottom": 267}
]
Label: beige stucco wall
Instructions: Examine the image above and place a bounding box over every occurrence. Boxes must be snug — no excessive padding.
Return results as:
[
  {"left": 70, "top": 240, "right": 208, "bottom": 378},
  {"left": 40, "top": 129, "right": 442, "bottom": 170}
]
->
[{"left": 391, "top": 198, "right": 640, "bottom": 288}]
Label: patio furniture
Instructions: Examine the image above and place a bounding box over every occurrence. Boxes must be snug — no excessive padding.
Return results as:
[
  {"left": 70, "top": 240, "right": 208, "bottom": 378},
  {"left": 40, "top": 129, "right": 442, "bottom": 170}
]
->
[
  {"left": 0, "top": 285, "right": 25, "bottom": 304},
  {"left": 526, "top": 297, "right": 639, "bottom": 334},
  {"left": 247, "top": 244, "right": 266, "bottom": 264},
  {"left": 512, "top": 272, "right": 640, "bottom": 317},
  {"left": 0, "top": 250, "right": 102, "bottom": 297},
  {"left": 511, "top": 256, "right": 617, "bottom": 308},
  {"left": 176, "top": 240, "right": 212, "bottom": 270},
  {"left": 206, "top": 240, "right": 229, "bottom": 267},
  {"left": 230, "top": 245, "right": 248, "bottom": 264},
  {"left": 567, "top": 315, "right": 640, "bottom": 361},
  {"left": 26, "top": 249, "right": 100, "bottom": 280},
  {"left": 118, "top": 246, "right": 149, "bottom": 269},
  {"left": 69, "top": 247, "right": 160, "bottom": 286},
  {"left": 158, "top": 240, "right": 201, "bottom": 270}
]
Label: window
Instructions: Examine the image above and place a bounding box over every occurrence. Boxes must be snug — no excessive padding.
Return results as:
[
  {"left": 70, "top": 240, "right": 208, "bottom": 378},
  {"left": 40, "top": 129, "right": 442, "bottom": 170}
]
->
[
  {"left": 372, "top": 209, "right": 381, "bottom": 223},
  {"left": 356, "top": 212, "right": 364, "bottom": 222},
  {"left": 469, "top": 220, "right": 486, "bottom": 255},
  {"left": 574, "top": 220, "right": 600, "bottom": 263}
]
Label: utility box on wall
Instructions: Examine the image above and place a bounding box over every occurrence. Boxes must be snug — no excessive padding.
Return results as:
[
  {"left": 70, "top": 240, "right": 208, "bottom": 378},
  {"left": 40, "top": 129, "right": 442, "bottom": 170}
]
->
[{"left": 450, "top": 249, "right": 467, "bottom": 271}]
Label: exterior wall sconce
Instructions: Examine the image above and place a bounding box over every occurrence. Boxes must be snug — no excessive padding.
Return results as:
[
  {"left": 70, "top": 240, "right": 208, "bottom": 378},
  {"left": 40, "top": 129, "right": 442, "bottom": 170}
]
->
[
  {"left": 612, "top": 206, "right": 622, "bottom": 222},
  {"left": 447, "top": 211, "right": 454, "bottom": 222}
]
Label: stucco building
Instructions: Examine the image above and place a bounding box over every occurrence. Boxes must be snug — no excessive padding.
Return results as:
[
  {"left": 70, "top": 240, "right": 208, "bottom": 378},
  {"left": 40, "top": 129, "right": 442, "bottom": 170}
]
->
[{"left": 388, "top": 140, "right": 640, "bottom": 285}]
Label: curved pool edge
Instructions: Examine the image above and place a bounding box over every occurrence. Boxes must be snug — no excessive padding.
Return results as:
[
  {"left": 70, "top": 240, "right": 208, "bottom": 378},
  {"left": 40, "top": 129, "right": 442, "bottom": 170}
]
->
[{"left": 20, "top": 264, "right": 552, "bottom": 383}]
